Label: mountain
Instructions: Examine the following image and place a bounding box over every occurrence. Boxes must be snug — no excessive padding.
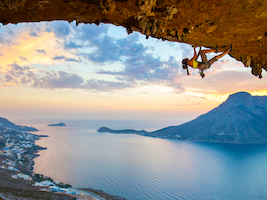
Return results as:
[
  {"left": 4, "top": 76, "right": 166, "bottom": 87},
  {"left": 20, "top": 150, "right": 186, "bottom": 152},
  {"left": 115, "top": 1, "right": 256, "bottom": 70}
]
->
[
  {"left": 0, "top": 117, "right": 38, "bottom": 131},
  {"left": 149, "top": 92, "right": 267, "bottom": 144}
]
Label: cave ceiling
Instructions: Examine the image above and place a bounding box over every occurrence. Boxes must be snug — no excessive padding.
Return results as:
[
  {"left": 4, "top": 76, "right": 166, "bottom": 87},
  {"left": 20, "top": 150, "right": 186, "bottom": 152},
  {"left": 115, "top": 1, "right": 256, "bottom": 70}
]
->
[{"left": 0, "top": 0, "right": 267, "bottom": 78}]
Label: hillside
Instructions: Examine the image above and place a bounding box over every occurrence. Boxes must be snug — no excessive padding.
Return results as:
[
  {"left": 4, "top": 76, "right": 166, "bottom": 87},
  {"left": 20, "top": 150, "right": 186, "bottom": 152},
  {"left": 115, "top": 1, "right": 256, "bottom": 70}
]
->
[
  {"left": 0, "top": 117, "right": 38, "bottom": 131},
  {"left": 0, "top": 0, "right": 266, "bottom": 78},
  {"left": 150, "top": 92, "right": 267, "bottom": 144}
]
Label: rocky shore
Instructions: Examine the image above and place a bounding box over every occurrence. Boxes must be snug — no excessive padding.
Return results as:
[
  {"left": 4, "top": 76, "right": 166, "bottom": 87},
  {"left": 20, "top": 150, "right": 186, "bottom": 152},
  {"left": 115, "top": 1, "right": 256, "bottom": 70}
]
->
[{"left": 0, "top": 123, "right": 126, "bottom": 200}]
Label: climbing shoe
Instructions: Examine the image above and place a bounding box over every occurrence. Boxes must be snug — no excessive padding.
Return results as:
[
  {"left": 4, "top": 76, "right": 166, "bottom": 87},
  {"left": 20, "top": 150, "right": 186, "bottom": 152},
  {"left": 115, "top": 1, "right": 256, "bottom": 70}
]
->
[{"left": 200, "top": 71, "right": 205, "bottom": 78}]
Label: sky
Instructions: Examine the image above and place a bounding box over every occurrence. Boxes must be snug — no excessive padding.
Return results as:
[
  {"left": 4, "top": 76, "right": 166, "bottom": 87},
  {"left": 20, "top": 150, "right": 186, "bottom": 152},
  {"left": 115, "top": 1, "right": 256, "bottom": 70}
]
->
[{"left": 0, "top": 21, "right": 266, "bottom": 123}]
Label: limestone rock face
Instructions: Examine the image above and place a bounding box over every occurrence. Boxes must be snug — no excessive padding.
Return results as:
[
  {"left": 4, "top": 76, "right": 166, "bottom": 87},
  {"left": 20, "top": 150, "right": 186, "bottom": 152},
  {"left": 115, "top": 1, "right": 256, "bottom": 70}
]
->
[{"left": 0, "top": 0, "right": 267, "bottom": 78}]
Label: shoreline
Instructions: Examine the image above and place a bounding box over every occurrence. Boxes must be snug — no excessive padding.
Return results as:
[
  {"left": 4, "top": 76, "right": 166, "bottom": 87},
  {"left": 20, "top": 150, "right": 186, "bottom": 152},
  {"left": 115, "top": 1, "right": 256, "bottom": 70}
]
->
[{"left": 0, "top": 128, "right": 126, "bottom": 200}]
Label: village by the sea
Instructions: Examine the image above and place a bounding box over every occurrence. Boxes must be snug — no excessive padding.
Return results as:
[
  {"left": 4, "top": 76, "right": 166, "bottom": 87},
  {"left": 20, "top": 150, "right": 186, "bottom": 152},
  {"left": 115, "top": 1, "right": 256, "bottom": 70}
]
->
[{"left": 0, "top": 122, "right": 124, "bottom": 200}]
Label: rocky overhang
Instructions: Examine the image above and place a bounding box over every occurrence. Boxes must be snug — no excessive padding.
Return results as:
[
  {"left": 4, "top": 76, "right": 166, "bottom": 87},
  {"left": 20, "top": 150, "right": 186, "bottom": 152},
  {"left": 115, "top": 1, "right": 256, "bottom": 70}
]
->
[{"left": 0, "top": 0, "right": 266, "bottom": 78}]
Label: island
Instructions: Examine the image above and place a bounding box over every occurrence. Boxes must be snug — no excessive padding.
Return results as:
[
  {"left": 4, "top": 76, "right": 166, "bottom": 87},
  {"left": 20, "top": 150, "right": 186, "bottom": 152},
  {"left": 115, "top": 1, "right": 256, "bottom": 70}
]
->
[
  {"left": 97, "top": 127, "right": 148, "bottom": 135},
  {"left": 98, "top": 92, "right": 267, "bottom": 144},
  {"left": 47, "top": 123, "right": 66, "bottom": 127}
]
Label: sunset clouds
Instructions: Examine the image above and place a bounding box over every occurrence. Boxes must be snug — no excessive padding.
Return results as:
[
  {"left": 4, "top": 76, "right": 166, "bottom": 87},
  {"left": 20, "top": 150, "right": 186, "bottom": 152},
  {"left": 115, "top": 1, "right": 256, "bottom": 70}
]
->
[
  {"left": 0, "top": 21, "right": 266, "bottom": 121},
  {"left": 0, "top": 21, "right": 185, "bottom": 92}
]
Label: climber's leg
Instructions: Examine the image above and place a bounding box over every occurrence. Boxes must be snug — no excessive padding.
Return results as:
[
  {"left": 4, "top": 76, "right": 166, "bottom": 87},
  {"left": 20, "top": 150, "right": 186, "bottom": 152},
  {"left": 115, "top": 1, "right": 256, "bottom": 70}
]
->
[
  {"left": 208, "top": 47, "right": 231, "bottom": 65},
  {"left": 201, "top": 49, "right": 216, "bottom": 54},
  {"left": 199, "top": 50, "right": 208, "bottom": 63}
]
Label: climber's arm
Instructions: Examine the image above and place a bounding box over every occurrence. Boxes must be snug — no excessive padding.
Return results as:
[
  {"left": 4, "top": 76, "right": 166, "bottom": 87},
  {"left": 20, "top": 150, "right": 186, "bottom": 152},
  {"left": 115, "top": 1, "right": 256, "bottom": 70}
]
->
[{"left": 187, "top": 46, "right": 199, "bottom": 66}]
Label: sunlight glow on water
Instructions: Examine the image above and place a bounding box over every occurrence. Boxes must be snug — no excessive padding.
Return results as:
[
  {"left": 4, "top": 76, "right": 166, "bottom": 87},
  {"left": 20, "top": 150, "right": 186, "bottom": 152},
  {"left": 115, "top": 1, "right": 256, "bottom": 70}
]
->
[{"left": 32, "top": 120, "right": 267, "bottom": 200}]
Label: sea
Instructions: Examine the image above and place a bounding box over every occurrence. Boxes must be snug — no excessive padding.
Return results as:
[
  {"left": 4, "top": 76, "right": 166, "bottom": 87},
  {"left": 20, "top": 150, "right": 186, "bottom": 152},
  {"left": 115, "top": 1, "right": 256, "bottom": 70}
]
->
[{"left": 24, "top": 119, "right": 267, "bottom": 200}]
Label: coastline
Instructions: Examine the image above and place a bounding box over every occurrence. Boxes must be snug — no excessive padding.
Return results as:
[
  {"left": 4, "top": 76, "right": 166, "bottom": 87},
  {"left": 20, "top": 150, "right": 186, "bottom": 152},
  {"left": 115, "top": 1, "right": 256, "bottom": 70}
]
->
[{"left": 0, "top": 128, "right": 126, "bottom": 200}]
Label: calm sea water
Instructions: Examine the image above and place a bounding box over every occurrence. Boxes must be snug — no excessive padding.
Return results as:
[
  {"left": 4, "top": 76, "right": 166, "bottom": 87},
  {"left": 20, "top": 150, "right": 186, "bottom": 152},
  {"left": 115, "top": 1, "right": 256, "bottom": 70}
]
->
[{"left": 28, "top": 119, "right": 267, "bottom": 200}]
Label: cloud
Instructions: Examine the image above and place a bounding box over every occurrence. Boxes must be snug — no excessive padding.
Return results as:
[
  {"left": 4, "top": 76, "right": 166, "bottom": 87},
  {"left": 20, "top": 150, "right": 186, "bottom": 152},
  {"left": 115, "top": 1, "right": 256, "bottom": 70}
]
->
[
  {"left": 183, "top": 69, "right": 266, "bottom": 94},
  {"left": 60, "top": 23, "right": 111, "bottom": 56},
  {"left": 0, "top": 34, "right": 13, "bottom": 45},
  {"left": 0, "top": 63, "right": 132, "bottom": 91},
  {"left": 56, "top": 24, "right": 184, "bottom": 92},
  {"left": 64, "top": 57, "right": 81, "bottom": 62},
  {"left": 64, "top": 41, "right": 84, "bottom": 49},
  {"left": 4, "top": 74, "right": 14, "bottom": 82},
  {"left": 0, "top": 36, "right": 4, "bottom": 44},
  {"left": 1, "top": 63, "right": 85, "bottom": 89},
  {"left": 20, "top": 21, "right": 184, "bottom": 92},
  {"left": 76, "top": 23, "right": 109, "bottom": 41},
  {"left": 53, "top": 23, "right": 184, "bottom": 91},
  {"left": 93, "top": 35, "right": 184, "bottom": 91},
  {"left": 79, "top": 33, "right": 147, "bottom": 63},
  {"left": 48, "top": 21, "right": 72, "bottom": 39},
  {"left": 5, "top": 27, "right": 14, "bottom": 35},
  {"left": 29, "top": 31, "right": 39, "bottom": 37},
  {"left": 52, "top": 55, "right": 67, "bottom": 60},
  {"left": 36, "top": 49, "right": 46, "bottom": 55},
  {"left": 0, "top": 27, "right": 15, "bottom": 45},
  {"left": 97, "top": 54, "right": 184, "bottom": 92},
  {"left": 83, "top": 79, "right": 132, "bottom": 92},
  {"left": 52, "top": 55, "right": 81, "bottom": 62},
  {"left": 8, "top": 63, "right": 24, "bottom": 74},
  {"left": 0, "top": 22, "right": 186, "bottom": 92},
  {"left": 32, "top": 70, "right": 133, "bottom": 91},
  {"left": 181, "top": 44, "right": 194, "bottom": 58},
  {"left": 20, "top": 56, "right": 28, "bottom": 62},
  {"left": 2, "top": 63, "right": 33, "bottom": 85},
  {"left": 33, "top": 71, "right": 84, "bottom": 89}
]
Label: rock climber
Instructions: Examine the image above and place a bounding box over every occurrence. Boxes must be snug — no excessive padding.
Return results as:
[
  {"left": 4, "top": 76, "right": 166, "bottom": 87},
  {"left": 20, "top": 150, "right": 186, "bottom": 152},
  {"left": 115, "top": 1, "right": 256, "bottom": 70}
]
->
[{"left": 182, "top": 45, "right": 232, "bottom": 78}]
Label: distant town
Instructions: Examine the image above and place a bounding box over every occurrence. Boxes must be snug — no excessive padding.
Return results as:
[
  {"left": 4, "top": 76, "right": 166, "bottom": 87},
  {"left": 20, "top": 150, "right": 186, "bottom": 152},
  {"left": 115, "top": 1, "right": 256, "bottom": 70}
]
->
[
  {"left": 0, "top": 128, "right": 45, "bottom": 172},
  {"left": 0, "top": 119, "right": 126, "bottom": 200},
  {"left": 0, "top": 128, "right": 80, "bottom": 195}
]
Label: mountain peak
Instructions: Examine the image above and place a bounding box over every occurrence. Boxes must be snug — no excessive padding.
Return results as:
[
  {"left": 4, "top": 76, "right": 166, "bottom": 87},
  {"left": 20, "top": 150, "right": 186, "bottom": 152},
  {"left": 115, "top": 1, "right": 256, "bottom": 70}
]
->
[
  {"left": 228, "top": 92, "right": 251, "bottom": 99},
  {"left": 224, "top": 92, "right": 252, "bottom": 106}
]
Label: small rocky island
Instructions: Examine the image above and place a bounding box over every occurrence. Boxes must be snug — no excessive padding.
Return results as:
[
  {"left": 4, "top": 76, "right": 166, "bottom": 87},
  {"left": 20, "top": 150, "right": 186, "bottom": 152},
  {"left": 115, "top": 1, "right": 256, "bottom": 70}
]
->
[
  {"left": 97, "top": 127, "right": 147, "bottom": 134},
  {"left": 47, "top": 123, "right": 66, "bottom": 127}
]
